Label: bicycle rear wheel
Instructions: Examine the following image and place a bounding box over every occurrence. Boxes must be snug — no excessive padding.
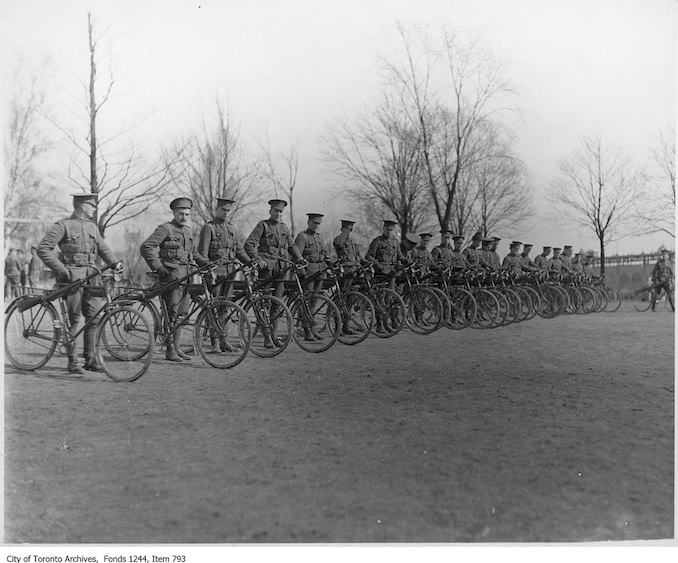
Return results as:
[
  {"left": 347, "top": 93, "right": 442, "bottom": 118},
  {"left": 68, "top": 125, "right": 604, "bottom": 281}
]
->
[
  {"left": 633, "top": 289, "right": 653, "bottom": 312},
  {"left": 95, "top": 305, "right": 154, "bottom": 382},
  {"left": 372, "top": 287, "right": 406, "bottom": 338},
  {"left": 404, "top": 286, "right": 443, "bottom": 335},
  {"left": 244, "top": 294, "right": 293, "bottom": 357},
  {"left": 335, "top": 290, "right": 375, "bottom": 345},
  {"left": 604, "top": 287, "right": 622, "bottom": 312},
  {"left": 446, "top": 287, "right": 476, "bottom": 329},
  {"left": 194, "top": 298, "right": 251, "bottom": 369},
  {"left": 4, "top": 298, "right": 60, "bottom": 370},
  {"left": 292, "top": 293, "right": 341, "bottom": 353}
]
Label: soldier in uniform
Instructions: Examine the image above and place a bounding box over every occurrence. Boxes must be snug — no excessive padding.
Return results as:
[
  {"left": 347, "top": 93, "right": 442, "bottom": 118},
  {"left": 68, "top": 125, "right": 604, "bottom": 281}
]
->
[
  {"left": 365, "top": 219, "right": 404, "bottom": 333},
  {"left": 333, "top": 219, "right": 364, "bottom": 291},
  {"left": 4, "top": 248, "right": 21, "bottom": 300},
  {"left": 582, "top": 252, "right": 594, "bottom": 276},
  {"left": 489, "top": 237, "right": 502, "bottom": 269},
  {"left": 502, "top": 241, "right": 526, "bottom": 276},
  {"left": 411, "top": 233, "right": 435, "bottom": 274},
  {"left": 141, "top": 197, "right": 208, "bottom": 362},
  {"left": 28, "top": 246, "right": 43, "bottom": 289},
  {"left": 571, "top": 252, "right": 584, "bottom": 273},
  {"left": 244, "top": 199, "right": 303, "bottom": 346},
  {"left": 450, "top": 234, "right": 470, "bottom": 270},
  {"left": 534, "top": 246, "right": 552, "bottom": 271},
  {"left": 463, "top": 232, "right": 483, "bottom": 268},
  {"left": 400, "top": 233, "right": 419, "bottom": 261},
  {"left": 431, "top": 230, "right": 455, "bottom": 269},
  {"left": 294, "top": 213, "right": 328, "bottom": 341},
  {"left": 560, "top": 245, "right": 574, "bottom": 273},
  {"left": 549, "top": 247, "right": 563, "bottom": 275},
  {"left": 651, "top": 248, "right": 675, "bottom": 312},
  {"left": 478, "top": 238, "right": 496, "bottom": 270},
  {"left": 37, "top": 193, "right": 123, "bottom": 373},
  {"left": 198, "top": 197, "right": 252, "bottom": 301}
]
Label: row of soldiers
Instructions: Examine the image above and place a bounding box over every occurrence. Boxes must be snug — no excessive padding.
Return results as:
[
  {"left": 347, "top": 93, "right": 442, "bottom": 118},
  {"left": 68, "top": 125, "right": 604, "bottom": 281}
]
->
[{"left": 34, "top": 193, "right": 595, "bottom": 372}]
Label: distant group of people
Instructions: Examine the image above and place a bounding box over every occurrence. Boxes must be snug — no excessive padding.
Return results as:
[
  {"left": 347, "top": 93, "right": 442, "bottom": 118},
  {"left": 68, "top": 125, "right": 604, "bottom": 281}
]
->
[{"left": 3, "top": 246, "right": 44, "bottom": 300}]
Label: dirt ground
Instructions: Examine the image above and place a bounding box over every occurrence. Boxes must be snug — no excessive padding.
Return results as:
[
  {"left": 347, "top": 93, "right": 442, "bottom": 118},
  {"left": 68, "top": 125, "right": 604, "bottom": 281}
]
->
[{"left": 3, "top": 302, "right": 674, "bottom": 543}]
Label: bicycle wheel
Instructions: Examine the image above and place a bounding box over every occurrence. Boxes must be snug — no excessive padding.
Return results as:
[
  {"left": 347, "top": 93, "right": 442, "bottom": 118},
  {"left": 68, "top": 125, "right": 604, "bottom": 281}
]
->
[
  {"left": 291, "top": 293, "right": 341, "bottom": 353},
  {"left": 107, "top": 295, "right": 162, "bottom": 360},
  {"left": 633, "top": 289, "right": 653, "bottom": 312},
  {"left": 95, "top": 305, "right": 154, "bottom": 382},
  {"left": 372, "top": 287, "right": 406, "bottom": 338},
  {"left": 470, "top": 289, "right": 500, "bottom": 329},
  {"left": 604, "top": 287, "right": 622, "bottom": 312},
  {"left": 490, "top": 289, "right": 511, "bottom": 327},
  {"left": 243, "top": 294, "right": 293, "bottom": 358},
  {"left": 446, "top": 287, "right": 477, "bottom": 329},
  {"left": 335, "top": 290, "right": 375, "bottom": 345},
  {"left": 194, "top": 298, "right": 251, "bottom": 369},
  {"left": 577, "top": 287, "right": 597, "bottom": 314},
  {"left": 404, "top": 287, "right": 443, "bottom": 335},
  {"left": 517, "top": 286, "right": 539, "bottom": 321},
  {"left": 428, "top": 286, "right": 452, "bottom": 330},
  {"left": 4, "top": 298, "right": 60, "bottom": 370}
]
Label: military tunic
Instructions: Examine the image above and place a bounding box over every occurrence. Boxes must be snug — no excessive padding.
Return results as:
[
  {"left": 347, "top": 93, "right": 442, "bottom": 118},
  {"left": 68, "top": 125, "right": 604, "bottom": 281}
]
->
[
  {"left": 463, "top": 247, "right": 482, "bottom": 267},
  {"left": 502, "top": 253, "right": 524, "bottom": 276},
  {"left": 478, "top": 248, "right": 495, "bottom": 269},
  {"left": 534, "top": 254, "right": 550, "bottom": 271},
  {"left": 411, "top": 246, "right": 434, "bottom": 274},
  {"left": 333, "top": 232, "right": 361, "bottom": 271},
  {"left": 560, "top": 254, "right": 573, "bottom": 272},
  {"left": 295, "top": 230, "right": 327, "bottom": 276},
  {"left": 141, "top": 220, "right": 207, "bottom": 317},
  {"left": 198, "top": 218, "right": 250, "bottom": 277},
  {"left": 245, "top": 219, "right": 299, "bottom": 277},
  {"left": 366, "top": 235, "right": 403, "bottom": 274},
  {"left": 548, "top": 256, "right": 563, "bottom": 272}
]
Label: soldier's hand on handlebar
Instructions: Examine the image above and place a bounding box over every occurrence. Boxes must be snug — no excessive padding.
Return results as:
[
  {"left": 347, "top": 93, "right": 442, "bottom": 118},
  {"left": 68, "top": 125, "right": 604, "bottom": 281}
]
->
[
  {"left": 113, "top": 261, "right": 125, "bottom": 274},
  {"left": 257, "top": 258, "right": 268, "bottom": 270},
  {"left": 156, "top": 266, "right": 170, "bottom": 279},
  {"left": 56, "top": 269, "right": 71, "bottom": 283}
]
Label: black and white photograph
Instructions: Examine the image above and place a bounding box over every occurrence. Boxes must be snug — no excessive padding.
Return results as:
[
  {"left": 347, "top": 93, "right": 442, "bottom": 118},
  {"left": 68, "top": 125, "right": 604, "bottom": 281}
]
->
[{"left": 1, "top": 0, "right": 675, "bottom": 556}]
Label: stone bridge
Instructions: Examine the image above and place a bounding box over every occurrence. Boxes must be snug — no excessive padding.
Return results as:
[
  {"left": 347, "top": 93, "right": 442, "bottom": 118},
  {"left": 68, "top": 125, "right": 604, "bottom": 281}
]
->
[{"left": 592, "top": 252, "right": 673, "bottom": 293}]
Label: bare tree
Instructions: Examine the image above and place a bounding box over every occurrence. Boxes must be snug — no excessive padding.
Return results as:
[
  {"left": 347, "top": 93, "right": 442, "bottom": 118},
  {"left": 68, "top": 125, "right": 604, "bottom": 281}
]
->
[
  {"left": 166, "top": 98, "right": 262, "bottom": 229},
  {"left": 323, "top": 95, "right": 433, "bottom": 239},
  {"left": 3, "top": 60, "right": 57, "bottom": 242},
  {"left": 550, "top": 133, "right": 643, "bottom": 276},
  {"left": 384, "top": 25, "right": 520, "bottom": 232},
  {"left": 49, "top": 12, "right": 175, "bottom": 237},
  {"left": 635, "top": 130, "right": 675, "bottom": 238},
  {"left": 261, "top": 137, "right": 300, "bottom": 236}
]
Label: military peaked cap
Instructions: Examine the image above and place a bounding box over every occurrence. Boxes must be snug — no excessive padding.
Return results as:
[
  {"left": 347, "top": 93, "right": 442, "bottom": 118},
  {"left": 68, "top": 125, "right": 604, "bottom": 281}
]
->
[
  {"left": 492, "top": 236, "right": 502, "bottom": 242},
  {"left": 405, "top": 233, "right": 419, "bottom": 245},
  {"left": 383, "top": 219, "right": 397, "bottom": 227},
  {"left": 216, "top": 197, "right": 235, "bottom": 207},
  {"left": 472, "top": 232, "right": 483, "bottom": 241},
  {"left": 419, "top": 233, "right": 433, "bottom": 239},
  {"left": 552, "top": 247, "right": 562, "bottom": 251},
  {"left": 72, "top": 193, "right": 97, "bottom": 205},
  {"left": 306, "top": 213, "right": 324, "bottom": 220},
  {"left": 510, "top": 241, "right": 522, "bottom": 247},
  {"left": 341, "top": 219, "right": 356, "bottom": 227},
  {"left": 452, "top": 234, "right": 465, "bottom": 240},
  {"left": 170, "top": 197, "right": 193, "bottom": 210},
  {"left": 268, "top": 199, "right": 288, "bottom": 210}
]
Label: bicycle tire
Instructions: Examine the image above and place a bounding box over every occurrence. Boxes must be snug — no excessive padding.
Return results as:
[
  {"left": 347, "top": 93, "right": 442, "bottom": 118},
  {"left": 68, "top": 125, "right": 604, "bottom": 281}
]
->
[
  {"left": 4, "top": 298, "right": 60, "bottom": 371},
  {"left": 404, "top": 286, "right": 443, "bottom": 335},
  {"left": 633, "top": 289, "right": 653, "bottom": 312},
  {"left": 95, "top": 305, "right": 154, "bottom": 382},
  {"left": 291, "top": 293, "right": 341, "bottom": 353},
  {"left": 446, "top": 287, "right": 477, "bottom": 329},
  {"left": 371, "top": 287, "right": 406, "bottom": 338},
  {"left": 194, "top": 298, "right": 251, "bottom": 369},
  {"left": 242, "top": 294, "right": 293, "bottom": 358},
  {"left": 604, "top": 287, "right": 622, "bottom": 312},
  {"left": 334, "top": 290, "right": 375, "bottom": 345},
  {"left": 470, "top": 288, "right": 500, "bottom": 329}
]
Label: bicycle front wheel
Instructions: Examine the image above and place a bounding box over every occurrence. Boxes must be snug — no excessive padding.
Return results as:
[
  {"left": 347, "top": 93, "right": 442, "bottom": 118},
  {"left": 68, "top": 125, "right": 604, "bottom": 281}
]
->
[
  {"left": 335, "top": 290, "right": 375, "bottom": 345},
  {"left": 244, "top": 294, "right": 293, "bottom": 358},
  {"left": 604, "top": 287, "right": 622, "bottom": 312},
  {"left": 194, "top": 298, "right": 251, "bottom": 369},
  {"left": 95, "top": 305, "right": 154, "bottom": 382},
  {"left": 5, "top": 298, "right": 60, "bottom": 371}
]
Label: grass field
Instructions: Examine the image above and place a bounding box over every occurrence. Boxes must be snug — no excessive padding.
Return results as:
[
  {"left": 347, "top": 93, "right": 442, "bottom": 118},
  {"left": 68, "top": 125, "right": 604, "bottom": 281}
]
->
[{"left": 3, "top": 304, "right": 674, "bottom": 543}]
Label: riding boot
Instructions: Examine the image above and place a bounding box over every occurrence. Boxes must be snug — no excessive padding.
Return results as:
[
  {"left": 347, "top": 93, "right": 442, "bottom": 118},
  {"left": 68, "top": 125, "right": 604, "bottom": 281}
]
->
[
  {"left": 375, "top": 316, "right": 386, "bottom": 334},
  {"left": 83, "top": 324, "right": 103, "bottom": 372},
  {"left": 165, "top": 335, "right": 182, "bottom": 362},
  {"left": 67, "top": 352, "right": 84, "bottom": 374}
]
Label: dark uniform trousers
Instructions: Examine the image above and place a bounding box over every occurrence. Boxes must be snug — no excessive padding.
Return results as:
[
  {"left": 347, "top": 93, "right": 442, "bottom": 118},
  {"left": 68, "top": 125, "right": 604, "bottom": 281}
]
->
[
  {"left": 366, "top": 235, "right": 403, "bottom": 330},
  {"left": 37, "top": 215, "right": 117, "bottom": 363},
  {"left": 198, "top": 218, "right": 250, "bottom": 301}
]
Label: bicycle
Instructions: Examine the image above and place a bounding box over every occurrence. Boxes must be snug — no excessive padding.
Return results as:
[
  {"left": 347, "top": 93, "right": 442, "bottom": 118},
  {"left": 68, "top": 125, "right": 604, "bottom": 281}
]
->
[
  {"left": 5, "top": 262, "right": 153, "bottom": 382},
  {"left": 633, "top": 282, "right": 674, "bottom": 312},
  {"left": 280, "top": 258, "right": 341, "bottom": 353},
  {"left": 353, "top": 263, "right": 407, "bottom": 338},
  {"left": 115, "top": 261, "right": 251, "bottom": 369},
  {"left": 321, "top": 259, "right": 375, "bottom": 345}
]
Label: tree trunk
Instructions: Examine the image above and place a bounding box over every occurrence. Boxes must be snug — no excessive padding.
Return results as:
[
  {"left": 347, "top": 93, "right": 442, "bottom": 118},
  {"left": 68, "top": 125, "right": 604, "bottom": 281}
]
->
[
  {"left": 88, "top": 12, "right": 99, "bottom": 228},
  {"left": 599, "top": 238, "right": 605, "bottom": 278}
]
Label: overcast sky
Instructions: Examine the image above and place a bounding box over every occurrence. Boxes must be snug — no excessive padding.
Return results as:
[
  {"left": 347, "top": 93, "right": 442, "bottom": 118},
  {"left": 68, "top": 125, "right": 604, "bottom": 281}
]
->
[{"left": 1, "top": 0, "right": 675, "bottom": 254}]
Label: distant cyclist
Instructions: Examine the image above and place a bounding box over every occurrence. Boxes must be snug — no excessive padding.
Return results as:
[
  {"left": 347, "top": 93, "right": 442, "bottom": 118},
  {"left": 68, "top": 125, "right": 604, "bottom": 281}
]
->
[{"left": 650, "top": 249, "right": 674, "bottom": 312}]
